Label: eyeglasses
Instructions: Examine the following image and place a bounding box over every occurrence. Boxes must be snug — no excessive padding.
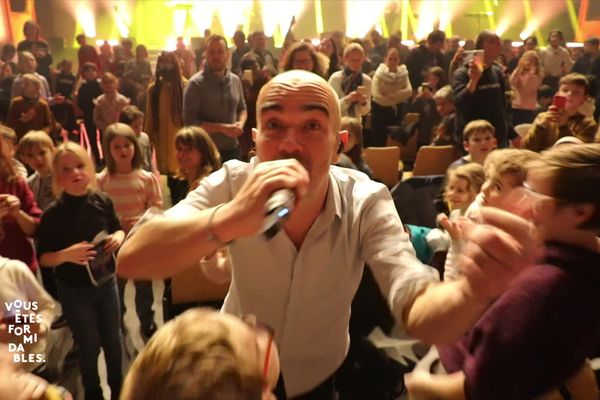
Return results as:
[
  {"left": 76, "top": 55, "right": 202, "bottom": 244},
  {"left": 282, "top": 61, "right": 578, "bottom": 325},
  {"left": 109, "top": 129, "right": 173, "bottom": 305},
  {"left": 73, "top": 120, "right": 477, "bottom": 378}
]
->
[
  {"left": 242, "top": 315, "right": 275, "bottom": 380},
  {"left": 522, "top": 182, "right": 557, "bottom": 202}
]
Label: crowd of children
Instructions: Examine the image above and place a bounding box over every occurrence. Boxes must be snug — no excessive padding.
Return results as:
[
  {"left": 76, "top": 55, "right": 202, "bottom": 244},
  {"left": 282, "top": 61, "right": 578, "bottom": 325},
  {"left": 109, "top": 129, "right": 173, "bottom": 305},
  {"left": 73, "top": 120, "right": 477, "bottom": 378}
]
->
[{"left": 0, "top": 17, "right": 600, "bottom": 400}]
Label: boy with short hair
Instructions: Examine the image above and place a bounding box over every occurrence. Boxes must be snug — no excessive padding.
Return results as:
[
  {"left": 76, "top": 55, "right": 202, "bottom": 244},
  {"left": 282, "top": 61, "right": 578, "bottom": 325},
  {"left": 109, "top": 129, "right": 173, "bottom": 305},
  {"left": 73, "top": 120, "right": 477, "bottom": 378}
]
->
[
  {"left": 0, "top": 125, "right": 27, "bottom": 177},
  {"left": 118, "top": 105, "right": 158, "bottom": 176},
  {"left": 18, "top": 130, "right": 59, "bottom": 302},
  {"left": 447, "top": 119, "right": 497, "bottom": 169},
  {"left": 121, "top": 308, "right": 280, "bottom": 400},
  {"left": 18, "top": 130, "right": 55, "bottom": 211},
  {"left": 6, "top": 74, "right": 55, "bottom": 140},
  {"left": 523, "top": 73, "right": 598, "bottom": 151}
]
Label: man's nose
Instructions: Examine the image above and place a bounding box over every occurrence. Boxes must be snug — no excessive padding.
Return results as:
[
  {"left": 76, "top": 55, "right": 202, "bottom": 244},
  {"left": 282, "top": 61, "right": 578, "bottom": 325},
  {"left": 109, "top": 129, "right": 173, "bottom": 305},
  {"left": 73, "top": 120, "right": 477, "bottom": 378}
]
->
[{"left": 278, "top": 128, "right": 303, "bottom": 153}]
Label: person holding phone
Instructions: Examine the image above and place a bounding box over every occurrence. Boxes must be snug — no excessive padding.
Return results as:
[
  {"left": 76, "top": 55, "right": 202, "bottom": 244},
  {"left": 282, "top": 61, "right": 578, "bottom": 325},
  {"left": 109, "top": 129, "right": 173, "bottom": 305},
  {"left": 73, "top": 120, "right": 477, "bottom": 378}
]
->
[
  {"left": 522, "top": 73, "right": 598, "bottom": 152},
  {"left": 451, "top": 31, "right": 512, "bottom": 148},
  {"left": 510, "top": 50, "right": 543, "bottom": 125}
]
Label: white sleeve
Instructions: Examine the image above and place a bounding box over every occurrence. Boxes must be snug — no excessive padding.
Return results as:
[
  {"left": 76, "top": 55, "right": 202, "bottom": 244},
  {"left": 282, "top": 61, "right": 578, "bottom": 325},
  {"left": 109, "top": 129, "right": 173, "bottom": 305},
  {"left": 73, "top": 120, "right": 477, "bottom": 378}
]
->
[{"left": 359, "top": 186, "right": 439, "bottom": 331}]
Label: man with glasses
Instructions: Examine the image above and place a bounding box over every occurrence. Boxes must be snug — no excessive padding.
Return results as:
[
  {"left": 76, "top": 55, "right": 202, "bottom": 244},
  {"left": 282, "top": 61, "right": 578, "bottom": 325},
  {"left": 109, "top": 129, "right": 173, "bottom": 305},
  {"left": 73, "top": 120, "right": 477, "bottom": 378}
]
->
[{"left": 118, "top": 70, "right": 535, "bottom": 399}]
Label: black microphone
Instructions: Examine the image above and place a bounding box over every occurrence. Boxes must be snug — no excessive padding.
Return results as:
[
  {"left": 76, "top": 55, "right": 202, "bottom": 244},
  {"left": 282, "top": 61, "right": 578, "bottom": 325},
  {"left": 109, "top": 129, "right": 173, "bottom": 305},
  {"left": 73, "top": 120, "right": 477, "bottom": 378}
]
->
[{"left": 262, "top": 188, "right": 295, "bottom": 239}]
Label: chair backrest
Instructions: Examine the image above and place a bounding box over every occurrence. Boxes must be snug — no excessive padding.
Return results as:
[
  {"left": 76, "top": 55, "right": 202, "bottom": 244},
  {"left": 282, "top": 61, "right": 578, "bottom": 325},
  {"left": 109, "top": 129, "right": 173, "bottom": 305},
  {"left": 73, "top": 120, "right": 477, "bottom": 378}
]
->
[
  {"left": 386, "top": 112, "right": 420, "bottom": 163},
  {"left": 412, "top": 145, "right": 458, "bottom": 176},
  {"left": 363, "top": 146, "right": 401, "bottom": 188}
]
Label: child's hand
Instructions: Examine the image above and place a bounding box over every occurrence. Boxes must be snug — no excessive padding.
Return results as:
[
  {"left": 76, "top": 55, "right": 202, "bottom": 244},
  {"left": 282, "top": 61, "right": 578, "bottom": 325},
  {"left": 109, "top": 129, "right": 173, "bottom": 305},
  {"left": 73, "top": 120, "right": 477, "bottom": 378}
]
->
[
  {"left": 467, "top": 60, "right": 482, "bottom": 83},
  {"left": 62, "top": 242, "right": 96, "bottom": 265},
  {"left": 103, "top": 231, "right": 125, "bottom": 254},
  {"left": 0, "top": 194, "right": 20, "bottom": 218},
  {"left": 20, "top": 108, "right": 36, "bottom": 123},
  {"left": 405, "top": 370, "right": 467, "bottom": 400}
]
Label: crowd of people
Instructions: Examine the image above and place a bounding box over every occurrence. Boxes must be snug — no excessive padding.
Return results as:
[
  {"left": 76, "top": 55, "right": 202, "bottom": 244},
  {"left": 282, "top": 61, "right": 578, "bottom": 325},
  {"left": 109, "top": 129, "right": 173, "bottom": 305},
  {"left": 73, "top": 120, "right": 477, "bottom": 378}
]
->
[{"left": 1, "top": 17, "right": 600, "bottom": 400}]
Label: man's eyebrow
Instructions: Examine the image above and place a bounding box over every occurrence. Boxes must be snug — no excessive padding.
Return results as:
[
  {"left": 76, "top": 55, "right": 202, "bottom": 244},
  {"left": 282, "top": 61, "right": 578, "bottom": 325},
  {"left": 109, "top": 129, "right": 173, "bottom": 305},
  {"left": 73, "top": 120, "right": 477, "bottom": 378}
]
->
[
  {"left": 303, "top": 103, "right": 329, "bottom": 116},
  {"left": 260, "top": 102, "right": 283, "bottom": 113},
  {"left": 259, "top": 101, "right": 330, "bottom": 117}
]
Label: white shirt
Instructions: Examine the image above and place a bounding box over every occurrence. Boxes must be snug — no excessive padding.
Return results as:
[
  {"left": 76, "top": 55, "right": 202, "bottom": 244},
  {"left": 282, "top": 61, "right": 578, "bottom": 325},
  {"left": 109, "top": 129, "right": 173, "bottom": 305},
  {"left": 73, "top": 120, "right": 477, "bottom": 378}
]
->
[
  {"left": 540, "top": 46, "right": 573, "bottom": 78},
  {"left": 168, "top": 159, "right": 438, "bottom": 396},
  {"left": 328, "top": 71, "right": 372, "bottom": 119}
]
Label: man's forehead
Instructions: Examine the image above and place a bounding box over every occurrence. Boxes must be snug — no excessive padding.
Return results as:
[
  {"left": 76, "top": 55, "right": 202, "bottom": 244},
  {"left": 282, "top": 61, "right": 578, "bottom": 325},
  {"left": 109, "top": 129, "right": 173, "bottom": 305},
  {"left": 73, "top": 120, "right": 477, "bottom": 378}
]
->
[{"left": 258, "top": 72, "right": 338, "bottom": 112}]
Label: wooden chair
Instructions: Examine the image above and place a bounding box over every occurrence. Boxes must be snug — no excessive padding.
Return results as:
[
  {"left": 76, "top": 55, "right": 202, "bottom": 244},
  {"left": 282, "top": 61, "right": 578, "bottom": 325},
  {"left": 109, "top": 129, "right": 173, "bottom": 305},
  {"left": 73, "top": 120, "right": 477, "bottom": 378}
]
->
[
  {"left": 363, "top": 146, "right": 401, "bottom": 188},
  {"left": 412, "top": 145, "right": 458, "bottom": 176}
]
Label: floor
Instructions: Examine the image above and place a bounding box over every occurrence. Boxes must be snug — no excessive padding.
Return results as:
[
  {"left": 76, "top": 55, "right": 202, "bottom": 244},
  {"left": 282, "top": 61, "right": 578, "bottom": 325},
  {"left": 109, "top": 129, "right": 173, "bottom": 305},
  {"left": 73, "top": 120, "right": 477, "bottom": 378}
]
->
[{"left": 49, "top": 280, "right": 165, "bottom": 400}]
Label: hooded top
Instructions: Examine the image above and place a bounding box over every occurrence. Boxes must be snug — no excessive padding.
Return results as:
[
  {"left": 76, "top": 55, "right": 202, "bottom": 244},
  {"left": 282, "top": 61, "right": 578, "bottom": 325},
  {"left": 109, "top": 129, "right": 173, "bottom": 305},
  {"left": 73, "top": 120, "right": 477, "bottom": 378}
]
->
[
  {"left": 372, "top": 63, "right": 412, "bottom": 107},
  {"left": 438, "top": 240, "right": 600, "bottom": 399}
]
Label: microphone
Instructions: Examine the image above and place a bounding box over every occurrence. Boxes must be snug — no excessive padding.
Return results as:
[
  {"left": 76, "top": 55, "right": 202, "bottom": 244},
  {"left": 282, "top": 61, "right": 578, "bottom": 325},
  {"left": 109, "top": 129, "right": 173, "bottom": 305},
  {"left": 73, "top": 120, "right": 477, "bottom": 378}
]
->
[{"left": 262, "top": 188, "right": 295, "bottom": 239}]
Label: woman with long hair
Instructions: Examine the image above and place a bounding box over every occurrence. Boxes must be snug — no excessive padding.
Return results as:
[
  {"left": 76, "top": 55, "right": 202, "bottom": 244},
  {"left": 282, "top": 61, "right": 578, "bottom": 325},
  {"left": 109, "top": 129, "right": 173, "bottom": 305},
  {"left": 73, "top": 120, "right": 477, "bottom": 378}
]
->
[
  {"left": 318, "top": 36, "right": 341, "bottom": 79},
  {"left": 145, "top": 51, "right": 186, "bottom": 175},
  {"left": 510, "top": 50, "right": 544, "bottom": 125}
]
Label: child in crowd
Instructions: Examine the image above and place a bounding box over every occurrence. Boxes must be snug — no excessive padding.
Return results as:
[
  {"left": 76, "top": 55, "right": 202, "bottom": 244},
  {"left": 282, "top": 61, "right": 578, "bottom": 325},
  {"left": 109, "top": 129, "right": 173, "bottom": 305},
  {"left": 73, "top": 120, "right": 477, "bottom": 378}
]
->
[
  {"left": 18, "top": 130, "right": 55, "bottom": 210},
  {"left": 1, "top": 125, "right": 27, "bottom": 177},
  {"left": 167, "top": 126, "right": 221, "bottom": 206},
  {"left": 523, "top": 73, "right": 598, "bottom": 151},
  {"left": 118, "top": 105, "right": 158, "bottom": 176},
  {"left": 448, "top": 119, "right": 497, "bottom": 169},
  {"left": 37, "top": 142, "right": 124, "bottom": 400},
  {"left": 51, "top": 59, "right": 78, "bottom": 138},
  {"left": 406, "top": 163, "right": 484, "bottom": 273},
  {"left": 444, "top": 163, "right": 485, "bottom": 214},
  {"left": 0, "top": 255, "right": 56, "bottom": 375},
  {"left": 11, "top": 51, "right": 51, "bottom": 100},
  {"left": 120, "top": 308, "right": 280, "bottom": 400},
  {"left": 92, "top": 72, "right": 129, "bottom": 162},
  {"left": 335, "top": 116, "right": 374, "bottom": 179},
  {"left": 435, "top": 120, "right": 496, "bottom": 214},
  {"left": 18, "top": 131, "right": 58, "bottom": 300},
  {"left": 510, "top": 50, "right": 544, "bottom": 125},
  {"left": 6, "top": 73, "right": 55, "bottom": 140},
  {"left": 407, "top": 144, "right": 600, "bottom": 400},
  {"left": 76, "top": 62, "right": 103, "bottom": 165},
  {"left": 443, "top": 148, "right": 540, "bottom": 281},
  {"left": 430, "top": 85, "right": 458, "bottom": 150},
  {"left": 97, "top": 123, "right": 162, "bottom": 340},
  {"left": 0, "top": 130, "right": 41, "bottom": 273}
]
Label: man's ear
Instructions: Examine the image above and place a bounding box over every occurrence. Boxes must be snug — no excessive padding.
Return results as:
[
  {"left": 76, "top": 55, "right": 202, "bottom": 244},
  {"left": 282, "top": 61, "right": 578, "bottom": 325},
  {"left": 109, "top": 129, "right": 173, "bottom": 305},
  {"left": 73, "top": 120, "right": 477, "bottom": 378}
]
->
[
  {"left": 252, "top": 127, "right": 258, "bottom": 142},
  {"left": 339, "top": 130, "right": 349, "bottom": 148}
]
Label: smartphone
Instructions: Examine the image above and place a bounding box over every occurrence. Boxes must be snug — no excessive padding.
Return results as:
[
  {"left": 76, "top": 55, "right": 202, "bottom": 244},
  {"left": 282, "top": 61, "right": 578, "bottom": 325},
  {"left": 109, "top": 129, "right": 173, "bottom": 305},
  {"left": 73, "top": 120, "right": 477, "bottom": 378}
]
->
[
  {"left": 356, "top": 85, "right": 366, "bottom": 95},
  {"left": 553, "top": 94, "right": 567, "bottom": 109},
  {"left": 463, "top": 50, "right": 484, "bottom": 65},
  {"left": 243, "top": 69, "right": 253, "bottom": 85}
]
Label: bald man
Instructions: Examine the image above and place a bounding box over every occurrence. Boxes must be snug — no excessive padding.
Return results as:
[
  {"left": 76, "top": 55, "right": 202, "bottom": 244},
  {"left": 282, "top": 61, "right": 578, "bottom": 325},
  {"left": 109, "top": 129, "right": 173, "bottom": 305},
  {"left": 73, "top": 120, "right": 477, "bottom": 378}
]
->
[{"left": 118, "top": 70, "right": 529, "bottom": 399}]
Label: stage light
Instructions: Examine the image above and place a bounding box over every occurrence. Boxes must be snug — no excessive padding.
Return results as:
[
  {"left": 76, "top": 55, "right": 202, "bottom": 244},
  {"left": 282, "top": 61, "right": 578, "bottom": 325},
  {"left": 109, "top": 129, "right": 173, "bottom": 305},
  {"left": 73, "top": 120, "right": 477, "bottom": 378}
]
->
[
  {"left": 565, "top": 0, "right": 581, "bottom": 41},
  {"left": 262, "top": 1, "right": 306, "bottom": 47},
  {"left": 519, "top": 19, "right": 538, "bottom": 41},
  {"left": 346, "top": 1, "right": 388, "bottom": 38},
  {"left": 114, "top": 3, "right": 131, "bottom": 38},
  {"left": 315, "top": 0, "right": 324, "bottom": 36},
  {"left": 495, "top": 19, "right": 510, "bottom": 37},
  {"left": 76, "top": 5, "right": 96, "bottom": 38}
]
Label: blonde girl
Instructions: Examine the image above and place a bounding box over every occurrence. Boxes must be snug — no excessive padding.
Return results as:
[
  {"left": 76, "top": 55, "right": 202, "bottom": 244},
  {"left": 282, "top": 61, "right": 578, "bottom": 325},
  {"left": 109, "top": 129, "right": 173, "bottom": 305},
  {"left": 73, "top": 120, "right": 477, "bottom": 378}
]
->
[{"left": 37, "top": 142, "right": 124, "bottom": 399}]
